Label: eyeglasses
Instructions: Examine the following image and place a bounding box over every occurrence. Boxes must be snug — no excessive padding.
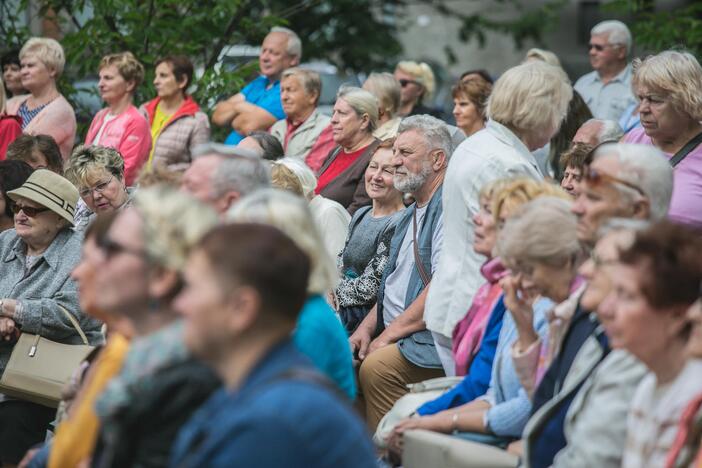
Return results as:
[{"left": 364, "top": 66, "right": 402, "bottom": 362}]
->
[
  {"left": 79, "top": 176, "right": 113, "bottom": 198},
  {"left": 398, "top": 79, "right": 421, "bottom": 88},
  {"left": 588, "top": 43, "right": 621, "bottom": 52},
  {"left": 98, "top": 236, "right": 145, "bottom": 260},
  {"left": 10, "top": 203, "right": 50, "bottom": 217},
  {"left": 583, "top": 166, "right": 645, "bottom": 196}
]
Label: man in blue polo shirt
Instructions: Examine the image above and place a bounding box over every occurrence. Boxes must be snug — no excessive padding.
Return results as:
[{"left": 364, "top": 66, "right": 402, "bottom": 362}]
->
[{"left": 213, "top": 27, "right": 301, "bottom": 145}]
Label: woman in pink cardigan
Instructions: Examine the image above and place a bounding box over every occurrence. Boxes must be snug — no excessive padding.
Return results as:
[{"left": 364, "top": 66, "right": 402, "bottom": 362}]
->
[
  {"left": 84, "top": 52, "right": 151, "bottom": 186},
  {"left": 6, "top": 37, "right": 76, "bottom": 160}
]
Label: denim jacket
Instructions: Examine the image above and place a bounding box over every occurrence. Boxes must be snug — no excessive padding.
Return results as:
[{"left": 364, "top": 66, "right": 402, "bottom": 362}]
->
[{"left": 375, "top": 186, "right": 443, "bottom": 369}]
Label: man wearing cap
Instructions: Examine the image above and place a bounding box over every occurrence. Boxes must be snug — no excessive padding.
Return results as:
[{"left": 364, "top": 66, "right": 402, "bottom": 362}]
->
[{"left": 0, "top": 169, "right": 104, "bottom": 465}]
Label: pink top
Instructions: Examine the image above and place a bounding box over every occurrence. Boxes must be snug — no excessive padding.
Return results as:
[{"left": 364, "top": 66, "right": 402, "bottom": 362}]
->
[
  {"left": 6, "top": 94, "right": 76, "bottom": 159},
  {"left": 85, "top": 106, "right": 152, "bottom": 186},
  {"left": 451, "top": 257, "right": 508, "bottom": 376},
  {"left": 624, "top": 127, "right": 702, "bottom": 228}
]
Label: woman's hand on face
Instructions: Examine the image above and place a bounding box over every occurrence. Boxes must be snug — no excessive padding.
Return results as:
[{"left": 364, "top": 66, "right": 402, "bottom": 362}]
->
[{"left": 501, "top": 275, "right": 536, "bottom": 328}]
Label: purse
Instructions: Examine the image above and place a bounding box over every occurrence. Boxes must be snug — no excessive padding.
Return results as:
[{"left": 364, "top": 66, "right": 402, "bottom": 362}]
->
[{"left": 0, "top": 306, "right": 95, "bottom": 408}]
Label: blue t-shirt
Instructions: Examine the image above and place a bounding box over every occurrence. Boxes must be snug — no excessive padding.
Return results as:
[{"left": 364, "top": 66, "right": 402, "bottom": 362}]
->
[
  {"left": 294, "top": 295, "right": 356, "bottom": 400},
  {"left": 170, "top": 341, "right": 375, "bottom": 468},
  {"left": 224, "top": 75, "right": 285, "bottom": 145}
]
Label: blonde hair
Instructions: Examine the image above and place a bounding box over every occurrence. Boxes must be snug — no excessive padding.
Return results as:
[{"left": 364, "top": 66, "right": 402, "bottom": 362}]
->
[
  {"left": 492, "top": 177, "right": 570, "bottom": 222},
  {"left": 525, "top": 48, "right": 562, "bottom": 68},
  {"left": 136, "top": 163, "right": 183, "bottom": 188},
  {"left": 270, "top": 163, "right": 305, "bottom": 197},
  {"left": 275, "top": 157, "right": 317, "bottom": 198},
  {"left": 337, "top": 86, "right": 379, "bottom": 133},
  {"left": 99, "top": 51, "right": 145, "bottom": 88},
  {"left": 64, "top": 145, "right": 125, "bottom": 188},
  {"left": 132, "top": 185, "right": 218, "bottom": 271},
  {"left": 226, "top": 188, "right": 338, "bottom": 295},
  {"left": 282, "top": 67, "right": 322, "bottom": 104},
  {"left": 395, "top": 61, "right": 436, "bottom": 101},
  {"left": 20, "top": 37, "right": 65, "bottom": 77},
  {"left": 487, "top": 61, "right": 572, "bottom": 144},
  {"left": 363, "top": 72, "right": 401, "bottom": 118},
  {"left": 632, "top": 50, "right": 702, "bottom": 121}
]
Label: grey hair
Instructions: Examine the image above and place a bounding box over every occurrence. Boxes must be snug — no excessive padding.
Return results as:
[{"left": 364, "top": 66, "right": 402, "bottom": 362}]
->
[
  {"left": 585, "top": 119, "right": 624, "bottom": 143},
  {"left": 398, "top": 114, "right": 454, "bottom": 162},
  {"left": 282, "top": 67, "right": 322, "bottom": 103},
  {"left": 193, "top": 142, "right": 270, "bottom": 197},
  {"left": 337, "top": 86, "right": 379, "bottom": 133},
  {"left": 591, "top": 20, "right": 632, "bottom": 55},
  {"left": 363, "top": 72, "right": 401, "bottom": 117},
  {"left": 270, "top": 26, "right": 302, "bottom": 59},
  {"left": 596, "top": 217, "right": 651, "bottom": 240},
  {"left": 497, "top": 196, "right": 581, "bottom": 267},
  {"left": 593, "top": 143, "right": 673, "bottom": 221}
]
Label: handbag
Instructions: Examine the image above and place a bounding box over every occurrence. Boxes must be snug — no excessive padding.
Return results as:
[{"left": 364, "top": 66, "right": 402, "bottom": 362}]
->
[
  {"left": 0, "top": 306, "right": 94, "bottom": 408},
  {"left": 670, "top": 131, "right": 702, "bottom": 167}
]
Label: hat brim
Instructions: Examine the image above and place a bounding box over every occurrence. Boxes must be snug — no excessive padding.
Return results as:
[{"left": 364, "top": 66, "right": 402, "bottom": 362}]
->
[{"left": 7, "top": 187, "right": 76, "bottom": 225}]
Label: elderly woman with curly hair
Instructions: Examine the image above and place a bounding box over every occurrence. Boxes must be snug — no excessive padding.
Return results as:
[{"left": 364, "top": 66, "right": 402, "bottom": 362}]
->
[
  {"left": 622, "top": 50, "right": 702, "bottom": 228},
  {"left": 64, "top": 145, "right": 132, "bottom": 231},
  {"left": 6, "top": 38, "right": 76, "bottom": 159}
]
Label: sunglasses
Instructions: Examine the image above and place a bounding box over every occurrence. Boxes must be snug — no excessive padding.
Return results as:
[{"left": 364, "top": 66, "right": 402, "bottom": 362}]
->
[
  {"left": 10, "top": 203, "right": 50, "bottom": 217},
  {"left": 98, "top": 236, "right": 145, "bottom": 260},
  {"left": 398, "top": 79, "right": 421, "bottom": 88},
  {"left": 79, "top": 176, "right": 113, "bottom": 198},
  {"left": 588, "top": 43, "right": 621, "bottom": 52},
  {"left": 582, "top": 167, "right": 645, "bottom": 196}
]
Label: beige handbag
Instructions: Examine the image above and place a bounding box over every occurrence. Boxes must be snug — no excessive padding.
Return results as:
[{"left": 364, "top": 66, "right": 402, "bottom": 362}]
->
[{"left": 0, "top": 306, "right": 94, "bottom": 408}]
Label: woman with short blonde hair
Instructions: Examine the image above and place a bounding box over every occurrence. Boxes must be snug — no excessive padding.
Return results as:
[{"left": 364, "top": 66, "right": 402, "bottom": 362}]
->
[
  {"left": 6, "top": 37, "right": 76, "bottom": 159},
  {"left": 363, "top": 72, "right": 402, "bottom": 140},
  {"left": 394, "top": 61, "right": 438, "bottom": 117}
]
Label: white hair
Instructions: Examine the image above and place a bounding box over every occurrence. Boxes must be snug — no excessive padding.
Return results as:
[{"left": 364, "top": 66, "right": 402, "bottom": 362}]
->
[
  {"left": 276, "top": 157, "right": 317, "bottom": 198},
  {"left": 591, "top": 20, "right": 632, "bottom": 55},
  {"left": 337, "top": 86, "right": 379, "bottom": 133},
  {"left": 593, "top": 143, "right": 673, "bottom": 221},
  {"left": 193, "top": 142, "right": 270, "bottom": 198},
  {"left": 582, "top": 118, "right": 624, "bottom": 143},
  {"left": 270, "top": 26, "right": 302, "bottom": 59},
  {"left": 398, "top": 114, "right": 454, "bottom": 162}
]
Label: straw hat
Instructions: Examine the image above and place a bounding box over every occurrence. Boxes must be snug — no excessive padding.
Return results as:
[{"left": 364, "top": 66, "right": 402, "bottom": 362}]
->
[{"left": 7, "top": 169, "right": 79, "bottom": 225}]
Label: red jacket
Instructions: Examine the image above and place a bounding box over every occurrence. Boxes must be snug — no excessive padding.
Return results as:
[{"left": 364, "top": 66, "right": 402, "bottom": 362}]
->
[{"left": 0, "top": 114, "right": 22, "bottom": 160}]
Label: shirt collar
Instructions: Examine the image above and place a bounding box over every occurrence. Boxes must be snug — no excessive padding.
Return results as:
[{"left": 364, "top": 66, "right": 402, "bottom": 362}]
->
[
  {"left": 485, "top": 119, "right": 541, "bottom": 172},
  {"left": 595, "top": 63, "right": 632, "bottom": 84}
]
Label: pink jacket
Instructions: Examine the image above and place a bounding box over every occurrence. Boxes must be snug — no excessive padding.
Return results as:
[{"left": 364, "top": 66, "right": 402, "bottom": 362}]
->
[
  {"left": 85, "top": 106, "right": 152, "bottom": 186},
  {"left": 7, "top": 94, "right": 76, "bottom": 159}
]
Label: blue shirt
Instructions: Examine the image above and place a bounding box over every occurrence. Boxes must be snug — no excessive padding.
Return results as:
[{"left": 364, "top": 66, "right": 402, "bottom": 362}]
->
[
  {"left": 224, "top": 75, "right": 285, "bottom": 145},
  {"left": 294, "top": 295, "right": 357, "bottom": 400},
  {"left": 170, "top": 340, "right": 375, "bottom": 468}
]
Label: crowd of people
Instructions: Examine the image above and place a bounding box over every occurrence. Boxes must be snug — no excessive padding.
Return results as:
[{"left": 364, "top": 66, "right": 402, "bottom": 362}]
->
[{"left": 0, "top": 17, "right": 700, "bottom": 468}]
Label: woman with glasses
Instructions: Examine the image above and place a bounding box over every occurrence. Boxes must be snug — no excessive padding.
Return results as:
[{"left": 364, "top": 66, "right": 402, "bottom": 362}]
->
[
  {"left": 623, "top": 50, "right": 702, "bottom": 229},
  {"left": 0, "top": 169, "right": 103, "bottom": 465},
  {"left": 394, "top": 61, "right": 440, "bottom": 118},
  {"left": 64, "top": 145, "right": 132, "bottom": 231},
  {"left": 0, "top": 159, "right": 33, "bottom": 232}
]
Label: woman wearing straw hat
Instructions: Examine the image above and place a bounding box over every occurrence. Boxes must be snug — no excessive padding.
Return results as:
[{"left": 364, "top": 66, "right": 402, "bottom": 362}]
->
[{"left": 0, "top": 169, "right": 103, "bottom": 465}]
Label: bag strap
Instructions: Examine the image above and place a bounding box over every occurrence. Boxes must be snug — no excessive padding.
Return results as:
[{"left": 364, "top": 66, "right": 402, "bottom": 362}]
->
[
  {"left": 412, "top": 208, "right": 431, "bottom": 287},
  {"left": 58, "top": 305, "right": 89, "bottom": 345},
  {"left": 670, "top": 132, "right": 702, "bottom": 167}
]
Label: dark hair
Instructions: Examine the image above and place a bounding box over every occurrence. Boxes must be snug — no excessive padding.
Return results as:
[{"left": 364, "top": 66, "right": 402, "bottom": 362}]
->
[
  {"left": 6, "top": 134, "right": 64, "bottom": 174},
  {"left": 549, "top": 91, "right": 593, "bottom": 178},
  {"left": 155, "top": 55, "right": 194, "bottom": 94},
  {"left": 84, "top": 211, "right": 118, "bottom": 244},
  {"left": 1, "top": 49, "right": 20, "bottom": 69},
  {"left": 247, "top": 131, "right": 284, "bottom": 161},
  {"left": 619, "top": 221, "right": 702, "bottom": 310},
  {"left": 0, "top": 160, "right": 34, "bottom": 218},
  {"left": 197, "top": 223, "right": 310, "bottom": 323},
  {"left": 559, "top": 142, "right": 595, "bottom": 173},
  {"left": 459, "top": 69, "right": 493, "bottom": 84}
]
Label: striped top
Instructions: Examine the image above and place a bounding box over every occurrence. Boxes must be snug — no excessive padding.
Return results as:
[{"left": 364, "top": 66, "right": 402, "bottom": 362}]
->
[{"left": 18, "top": 100, "right": 51, "bottom": 129}]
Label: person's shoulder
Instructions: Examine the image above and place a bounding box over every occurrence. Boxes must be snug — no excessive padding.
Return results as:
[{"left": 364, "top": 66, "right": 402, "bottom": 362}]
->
[
  {"left": 623, "top": 126, "right": 648, "bottom": 144},
  {"left": 574, "top": 70, "right": 597, "bottom": 88}
]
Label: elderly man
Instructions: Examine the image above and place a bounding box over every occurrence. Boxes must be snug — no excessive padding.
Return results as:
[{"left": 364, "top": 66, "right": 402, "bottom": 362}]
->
[
  {"left": 180, "top": 143, "right": 270, "bottom": 216},
  {"left": 349, "top": 115, "right": 453, "bottom": 430},
  {"left": 269, "top": 68, "right": 331, "bottom": 163},
  {"left": 213, "top": 27, "right": 301, "bottom": 145},
  {"left": 574, "top": 20, "right": 636, "bottom": 121},
  {"left": 171, "top": 223, "right": 375, "bottom": 467}
]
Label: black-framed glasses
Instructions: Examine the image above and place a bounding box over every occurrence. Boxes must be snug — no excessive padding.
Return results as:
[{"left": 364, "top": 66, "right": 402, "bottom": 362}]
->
[
  {"left": 98, "top": 236, "right": 145, "bottom": 260},
  {"left": 398, "top": 79, "right": 420, "bottom": 88},
  {"left": 10, "top": 203, "right": 50, "bottom": 217},
  {"left": 79, "top": 175, "right": 113, "bottom": 198},
  {"left": 583, "top": 166, "right": 646, "bottom": 196}
]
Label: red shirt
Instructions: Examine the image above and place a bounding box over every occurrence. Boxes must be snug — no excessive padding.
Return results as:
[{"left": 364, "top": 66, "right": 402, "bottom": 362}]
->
[
  {"left": 315, "top": 144, "right": 369, "bottom": 194},
  {"left": 0, "top": 114, "right": 22, "bottom": 160}
]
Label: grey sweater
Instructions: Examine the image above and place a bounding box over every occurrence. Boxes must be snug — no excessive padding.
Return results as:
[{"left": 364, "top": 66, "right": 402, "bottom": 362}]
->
[{"left": 0, "top": 228, "right": 104, "bottom": 375}]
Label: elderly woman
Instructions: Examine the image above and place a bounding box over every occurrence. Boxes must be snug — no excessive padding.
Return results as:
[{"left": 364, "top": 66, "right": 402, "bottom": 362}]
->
[
  {"left": 0, "top": 169, "right": 102, "bottom": 464},
  {"left": 623, "top": 50, "right": 702, "bottom": 228},
  {"left": 227, "top": 188, "right": 356, "bottom": 400},
  {"left": 64, "top": 145, "right": 132, "bottom": 231},
  {"left": 1, "top": 49, "right": 27, "bottom": 98},
  {"left": 0, "top": 78, "right": 22, "bottom": 158},
  {"left": 597, "top": 221, "right": 702, "bottom": 468},
  {"left": 334, "top": 139, "right": 404, "bottom": 334},
  {"left": 452, "top": 76, "right": 492, "bottom": 137},
  {"left": 6, "top": 133, "right": 64, "bottom": 173},
  {"left": 139, "top": 55, "right": 210, "bottom": 170},
  {"left": 559, "top": 142, "right": 594, "bottom": 197},
  {"left": 85, "top": 186, "right": 219, "bottom": 467},
  {"left": 6, "top": 38, "right": 76, "bottom": 159},
  {"left": 315, "top": 86, "right": 380, "bottom": 214},
  {"left": 85, "top": 52, "right": 151, "bottom": 185},
  {"left": 270, "top": 68, "right": 331, "bottom": 162},
  {"left": 394, "top": 61, "right": 439, "bottom": 118},
  {"left": 0, "top": 159, "right": 33, "bottom": 232},
  {"left": 363, "top": 72, "right": 402, "bottom": 140}
]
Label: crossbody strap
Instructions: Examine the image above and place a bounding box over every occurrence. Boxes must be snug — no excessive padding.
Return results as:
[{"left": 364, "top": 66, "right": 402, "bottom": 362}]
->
[
  {"left": 58, "top": 305, "right": 89, "bottom": 345},
  {"left": 670, "top": 132, "right": 702, "bottom": 167},
  {"left": 412, "top": 208, "right": 431, "bottom": 287}
]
